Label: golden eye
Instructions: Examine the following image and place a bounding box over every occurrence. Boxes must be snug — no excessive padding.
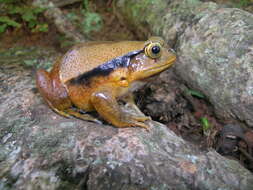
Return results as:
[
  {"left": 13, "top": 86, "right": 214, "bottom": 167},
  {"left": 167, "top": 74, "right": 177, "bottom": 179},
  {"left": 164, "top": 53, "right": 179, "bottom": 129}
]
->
[{"left": 145, "top": 42, "right": 162, "bottom": 59}]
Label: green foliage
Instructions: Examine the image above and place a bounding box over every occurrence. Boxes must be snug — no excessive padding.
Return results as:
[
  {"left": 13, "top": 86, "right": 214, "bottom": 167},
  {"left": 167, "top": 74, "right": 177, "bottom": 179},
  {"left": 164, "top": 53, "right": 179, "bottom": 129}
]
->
[
  {"left": 233, "top": 0, "right": 252, "bottom": 8},
  {"left": 66, "top": 12, "right": 79, "bottom": 22},
  {"left": 200, "top": 117, "right": 210, "bottom": 131},
  {"left": 57, "top": 35, "right": 76, "bottom": 49},
  {"left": 0, "top": 16, "right": 21, "bottom": 33},
  {"left": 200, "top": 117, "right": 212, "bottom": 136},
  {"left": 0, "top": 0, "right": 48, "bottom": 34},
  {"left": 23, "top": 59, "right": 52, "bottom": 71},
  {"left": 82, "top": 12, "right": 103, "bottom": 34},
  {"left": 81, "top": 0, "right": 103, "bottom": 34},
  {"left": 186, "top": 89, "right": 205, "bottom": 99},
  {"left": 65, "top": 0, "right": 103, "bottom": 35},
  {"left": 23, "top": 59, "right": 37, "bottom": 67}
]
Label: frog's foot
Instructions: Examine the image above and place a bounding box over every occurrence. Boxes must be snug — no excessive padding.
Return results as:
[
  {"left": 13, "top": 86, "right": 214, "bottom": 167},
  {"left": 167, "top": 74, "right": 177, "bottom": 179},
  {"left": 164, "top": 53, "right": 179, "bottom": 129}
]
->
[
  {"left": 126, "top": 119, "right": 150, "bottom": 131},
  {"left": 53, "top": 108, "right": 72, "bottom": 118},
  {"left": 125, "top": 114, "right": 151, "bottom": 122},
  {"left": 112, "top": 113, "right": 150, "bottom": 131}
]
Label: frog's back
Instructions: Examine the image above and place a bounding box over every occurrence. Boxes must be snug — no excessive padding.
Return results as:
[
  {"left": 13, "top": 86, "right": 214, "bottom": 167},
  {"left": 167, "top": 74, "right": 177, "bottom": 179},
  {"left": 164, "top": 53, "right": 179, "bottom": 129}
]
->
[{"left": 59, "top": 41, "right": 144, "bottom": 83}]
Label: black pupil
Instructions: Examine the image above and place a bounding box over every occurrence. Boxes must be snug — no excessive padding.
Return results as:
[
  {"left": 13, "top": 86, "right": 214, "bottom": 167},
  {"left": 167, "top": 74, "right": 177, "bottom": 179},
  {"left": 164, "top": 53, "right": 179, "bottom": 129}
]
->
[{"left": 151, "top": 46, "right": 160, "bottom": 54}]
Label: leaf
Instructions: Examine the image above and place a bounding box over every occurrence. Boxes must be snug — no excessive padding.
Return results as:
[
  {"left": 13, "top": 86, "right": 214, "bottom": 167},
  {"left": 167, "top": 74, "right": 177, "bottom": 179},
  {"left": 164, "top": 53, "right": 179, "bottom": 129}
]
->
[
  {"left": 82, "top": 12, "right": 103, "bottom": 34},
  {"left": 22, "top": 10, "right": 36, "bottom": 22},
  {"left": 0, "top": 0, "right": 16, "bottom": 3},
  {"left": 28, "top": 20, "right": 36, "bottom": 28},
  {"left": 82, "top": 0, "right": 89, "bottom": 10},
  {"left": 0, "top": 24, "right": 7, "bottom": 33},
  {"left": 8, "top": 6, "right": 23, "bottom": 14},
  {"left": 0, "top": 2, "right": 46, "bottom": 33},
  {"left": 33, "top": 7, "right": 46, "bottom": 14},
  {"left": 187, "top": 89, "right": 205, "bottom": 99},
  {"left": 0, "top": 16, "right": 21, "bottom": 27},
  {"left": 23, "top": 59, "right": 37, "bottom": 66},
  {"left": 66, "top": 12, "right": 79, "bottom": 21},
  {"left": 37, "top": 23, "right": 48, "bottom": 32},
  {"left": 200, "top": 117, "right": 211, "bottom": 134},
  {"left": 32, "top": 23, "right": 48, "bottom": 33}
]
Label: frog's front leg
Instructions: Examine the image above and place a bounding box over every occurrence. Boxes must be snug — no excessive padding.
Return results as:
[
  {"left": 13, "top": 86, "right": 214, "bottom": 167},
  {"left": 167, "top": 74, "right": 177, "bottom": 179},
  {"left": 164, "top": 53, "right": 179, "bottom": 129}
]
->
[
  {"left": 91, "top": 91, "right": 149, "bottom": 130},
  {"left": 122, "top": 93, "right": 151, "bottom": 121}
]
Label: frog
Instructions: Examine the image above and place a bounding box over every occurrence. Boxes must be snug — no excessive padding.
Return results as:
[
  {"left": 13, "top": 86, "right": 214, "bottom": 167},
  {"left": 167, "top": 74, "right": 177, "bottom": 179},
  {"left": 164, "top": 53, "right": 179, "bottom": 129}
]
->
[{"left": 36, "top": 36, "right": 176, "bottom": 130}]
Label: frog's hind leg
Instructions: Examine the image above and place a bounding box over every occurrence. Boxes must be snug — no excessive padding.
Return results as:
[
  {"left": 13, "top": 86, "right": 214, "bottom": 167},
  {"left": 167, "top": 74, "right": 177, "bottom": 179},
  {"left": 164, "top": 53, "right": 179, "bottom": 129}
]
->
[
  {"left": 64, "top": 108, "right": 102, "bottom": 124},
  {"left": 36, "top": 69, "right": 101, "bottom": 124},
  {"left": 49, "top": 103, "right": 101, "bottom": 124},
  {"left": 36, "top": 69, "right": 71, "bottom": 110},
  {"left": 36, "top": 68, "right": 75, "bottom": 120}
]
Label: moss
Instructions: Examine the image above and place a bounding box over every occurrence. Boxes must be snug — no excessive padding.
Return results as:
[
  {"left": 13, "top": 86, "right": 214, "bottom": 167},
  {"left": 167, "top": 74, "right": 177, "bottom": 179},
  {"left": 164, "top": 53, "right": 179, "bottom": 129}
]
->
[
  {"left": 170, "top": 0, "right": 202, "bottom": 22},
  {"left": 56, "top": 181, "right": 77, "bottom": 190},
  {"left": 118, "top": 0, "right": 219, "bottom": 38},
  {"left": 0, "top": 180, "right": 12, "bottom": 190},
  {"left": 55, "top": 160, "right": 82, "bottom": 189},
  {"left": 0, "top": 111, "right": 35, "bottom": 142},
  {"left": 150, "top": 184, "right": 169, "bottom": 190},
  {"left": 0, "top": 144, "right": 8, "bottom": 162},
  {"left": 0, "top": 46, "right": 55, "bottom": 70},
  {"left": 119, "top": 0, "right": 167, "bottom": 36},
  {"left": 32, "top": 133, "right": 61, "bottom": 155},
  {"left": 30, "top": 124, "right": 76, "bottom": 158}
]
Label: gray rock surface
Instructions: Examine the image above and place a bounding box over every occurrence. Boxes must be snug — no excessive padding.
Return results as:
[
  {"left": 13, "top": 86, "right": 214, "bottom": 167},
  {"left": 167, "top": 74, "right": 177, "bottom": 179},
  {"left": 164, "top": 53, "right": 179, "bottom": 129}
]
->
[
  {"left": 117, "top": 0, "right": 253, "bottom": 128},
  {"left": 177, "top": 8, "right": 253, "bottom": 126},
  {"left": 1, "top": 47, "right": 253, "bottom": 189}
]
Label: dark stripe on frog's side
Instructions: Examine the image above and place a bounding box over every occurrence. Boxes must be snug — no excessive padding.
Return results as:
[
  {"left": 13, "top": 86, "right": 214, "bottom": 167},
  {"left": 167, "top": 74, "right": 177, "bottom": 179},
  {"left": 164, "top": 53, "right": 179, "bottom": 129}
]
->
[{"left": 69, "top": 50, "right": 143, "bottom": 85}]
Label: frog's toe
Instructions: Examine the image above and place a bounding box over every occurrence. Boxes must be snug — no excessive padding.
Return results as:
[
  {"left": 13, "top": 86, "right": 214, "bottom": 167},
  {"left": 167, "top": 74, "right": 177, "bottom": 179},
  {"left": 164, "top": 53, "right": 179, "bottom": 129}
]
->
[
  {"left": 121, "top": 115, "right": 151, "bottom": 131},
  {"left": 131, "top": 121, "right": 150, "bottom": 131},
  {"left": 133, "top": 115, "right": 151, "bottom": 122}
]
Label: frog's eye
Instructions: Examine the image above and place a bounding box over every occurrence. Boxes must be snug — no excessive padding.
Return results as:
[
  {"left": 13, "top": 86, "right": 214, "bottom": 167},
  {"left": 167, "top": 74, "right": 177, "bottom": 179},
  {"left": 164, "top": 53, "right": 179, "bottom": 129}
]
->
[{"left": 145, "top": 42, "right": 162, "bottom": 59}]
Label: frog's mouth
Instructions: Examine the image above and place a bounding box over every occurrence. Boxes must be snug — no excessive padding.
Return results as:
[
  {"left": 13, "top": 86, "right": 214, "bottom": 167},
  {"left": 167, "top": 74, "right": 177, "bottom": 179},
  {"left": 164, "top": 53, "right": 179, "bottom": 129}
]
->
[
  {"left": 138, "top": 55, "right": 176, "bottom": 78},
  {"left": 148, "top": 56, "right": 176, "bottom": 71}
]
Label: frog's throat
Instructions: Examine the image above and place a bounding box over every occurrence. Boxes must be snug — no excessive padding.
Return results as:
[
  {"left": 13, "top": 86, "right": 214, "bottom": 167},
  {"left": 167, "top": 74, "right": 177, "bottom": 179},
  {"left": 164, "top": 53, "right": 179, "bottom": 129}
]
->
[{"left": 68, "top": 50, "right": 143, "bottom": 85}]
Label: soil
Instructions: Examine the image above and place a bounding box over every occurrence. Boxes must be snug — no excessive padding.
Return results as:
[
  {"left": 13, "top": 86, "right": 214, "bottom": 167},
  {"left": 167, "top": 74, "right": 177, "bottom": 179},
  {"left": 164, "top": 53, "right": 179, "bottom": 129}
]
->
[{"left": 1, "top": 0, "right": 252, "bottom": 172}]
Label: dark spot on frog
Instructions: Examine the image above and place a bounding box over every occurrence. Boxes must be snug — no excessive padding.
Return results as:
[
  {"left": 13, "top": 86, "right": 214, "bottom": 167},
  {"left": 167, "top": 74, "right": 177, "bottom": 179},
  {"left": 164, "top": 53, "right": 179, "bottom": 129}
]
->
[{"left": 120, "top": 77, "right": 127, "bottom": 81}]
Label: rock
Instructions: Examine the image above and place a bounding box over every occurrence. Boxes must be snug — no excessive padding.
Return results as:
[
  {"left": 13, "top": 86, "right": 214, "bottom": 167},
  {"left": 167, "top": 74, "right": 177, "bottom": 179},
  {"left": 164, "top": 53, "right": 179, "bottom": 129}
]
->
[
  {"left": 116, "top": 0, "right": 253, "bottom": 128},
  {"left": 0, "top": 47, "right": 253, "bottom": 189},
  {"left": 177, "top": 8, "right": 253, "bottom": 127}
]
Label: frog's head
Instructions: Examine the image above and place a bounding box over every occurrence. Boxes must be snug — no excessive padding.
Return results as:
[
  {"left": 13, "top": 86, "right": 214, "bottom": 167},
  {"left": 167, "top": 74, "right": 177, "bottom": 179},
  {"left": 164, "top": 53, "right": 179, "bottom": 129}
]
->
[
  {"left": 68, "top": 37, "right": 176, "bottom": 89},
  {"left": 128, "top": 36, "right": 176, "bottom": 82}
]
